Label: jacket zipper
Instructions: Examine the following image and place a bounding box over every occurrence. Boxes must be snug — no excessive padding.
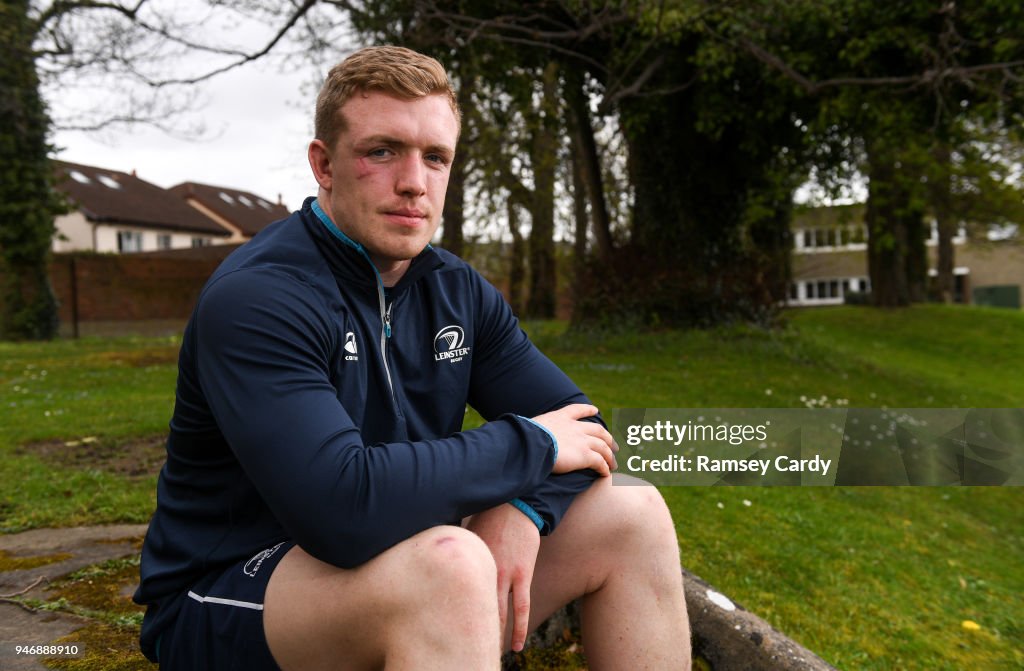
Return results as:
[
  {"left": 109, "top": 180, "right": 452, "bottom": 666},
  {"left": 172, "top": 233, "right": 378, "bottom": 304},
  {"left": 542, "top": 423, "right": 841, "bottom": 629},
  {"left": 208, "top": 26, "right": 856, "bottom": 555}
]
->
[
  {"left": 311, "top": 200, "right": 396, "bottom": 397},
  {"left": 378, "top": 289, "right": 395, "bottom": 397}
]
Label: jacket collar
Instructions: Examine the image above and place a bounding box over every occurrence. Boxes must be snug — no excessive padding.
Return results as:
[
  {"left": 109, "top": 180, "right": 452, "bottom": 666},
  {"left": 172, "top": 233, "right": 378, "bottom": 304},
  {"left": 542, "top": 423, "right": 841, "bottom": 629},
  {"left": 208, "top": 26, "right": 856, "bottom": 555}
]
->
[{"left": 300, "top": 197, "right": 445, "bottom": 294}]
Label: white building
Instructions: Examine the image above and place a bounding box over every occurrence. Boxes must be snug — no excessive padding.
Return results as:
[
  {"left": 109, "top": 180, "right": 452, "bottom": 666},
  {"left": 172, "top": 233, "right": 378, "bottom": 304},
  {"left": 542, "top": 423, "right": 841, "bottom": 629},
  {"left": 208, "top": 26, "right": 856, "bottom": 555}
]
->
[{"left": 789, "top": 204, "right": 971, "bottom": 306}]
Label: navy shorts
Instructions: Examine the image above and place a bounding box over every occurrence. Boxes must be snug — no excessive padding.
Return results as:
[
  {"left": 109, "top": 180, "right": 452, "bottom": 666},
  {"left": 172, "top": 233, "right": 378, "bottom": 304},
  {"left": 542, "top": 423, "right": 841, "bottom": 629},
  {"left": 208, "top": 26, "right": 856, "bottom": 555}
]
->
[{"left": 159, "top": 541, "right": 296, "bottom": 670}]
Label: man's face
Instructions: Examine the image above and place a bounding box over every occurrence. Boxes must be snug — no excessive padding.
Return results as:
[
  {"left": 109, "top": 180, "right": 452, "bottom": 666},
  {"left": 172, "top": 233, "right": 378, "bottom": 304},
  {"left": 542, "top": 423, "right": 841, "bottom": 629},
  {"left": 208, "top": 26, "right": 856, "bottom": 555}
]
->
[{"left": 314, "top": 91, "right": 458, "bottom": 272}]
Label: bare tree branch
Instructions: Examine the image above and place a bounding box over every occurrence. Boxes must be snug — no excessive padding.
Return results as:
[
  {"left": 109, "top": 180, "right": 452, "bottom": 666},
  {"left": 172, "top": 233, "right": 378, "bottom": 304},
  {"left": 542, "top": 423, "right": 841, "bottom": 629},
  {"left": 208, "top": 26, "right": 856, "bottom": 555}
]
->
[
  {"left": 137, "top": 0, "right": 320, "bottom": 87},
  {"left": 34, "top": 0, "right": 147, "bottom": 30},
  {"left": 737, "top": 36, "right": 1024, "bottom": 96}
]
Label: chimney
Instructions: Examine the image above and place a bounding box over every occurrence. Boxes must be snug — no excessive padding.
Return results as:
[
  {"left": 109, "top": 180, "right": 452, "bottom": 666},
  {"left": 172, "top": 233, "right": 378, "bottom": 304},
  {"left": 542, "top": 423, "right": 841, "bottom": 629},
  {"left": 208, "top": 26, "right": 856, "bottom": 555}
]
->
[
  {"left": 278, "top": 193, "right": 283, "bottom": 206},
  {"left": 131, "top": 169, "right": 137, "bottom": 177}
]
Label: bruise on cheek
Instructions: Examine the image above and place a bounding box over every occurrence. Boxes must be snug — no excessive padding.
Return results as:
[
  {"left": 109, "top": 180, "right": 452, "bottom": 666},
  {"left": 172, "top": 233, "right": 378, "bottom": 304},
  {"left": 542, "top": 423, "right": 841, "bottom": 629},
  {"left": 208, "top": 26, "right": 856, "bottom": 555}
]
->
[
  {"left": 435, "top": 536, "right": 456, "bottom": 546},
  {"left": 355, "top": 156, "right": 375, "bottom": 179}
]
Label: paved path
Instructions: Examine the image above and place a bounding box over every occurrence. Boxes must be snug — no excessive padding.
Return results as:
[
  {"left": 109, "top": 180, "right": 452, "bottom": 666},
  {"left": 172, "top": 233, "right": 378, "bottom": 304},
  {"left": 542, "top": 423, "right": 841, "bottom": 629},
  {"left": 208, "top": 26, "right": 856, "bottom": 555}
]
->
[{"left": 0, "top": 525, "right": 148, "bottom": 671}]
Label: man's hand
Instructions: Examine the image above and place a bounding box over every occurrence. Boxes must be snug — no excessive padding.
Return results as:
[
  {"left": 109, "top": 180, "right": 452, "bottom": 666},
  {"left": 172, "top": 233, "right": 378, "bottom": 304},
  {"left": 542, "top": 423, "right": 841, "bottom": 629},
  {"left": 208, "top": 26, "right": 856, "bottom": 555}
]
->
[
  {"left": 466, "top": 503, "right": 541, "bottom": 653},
  {"left": 532, "top": 404, "right": 618, "bottom": 476}
]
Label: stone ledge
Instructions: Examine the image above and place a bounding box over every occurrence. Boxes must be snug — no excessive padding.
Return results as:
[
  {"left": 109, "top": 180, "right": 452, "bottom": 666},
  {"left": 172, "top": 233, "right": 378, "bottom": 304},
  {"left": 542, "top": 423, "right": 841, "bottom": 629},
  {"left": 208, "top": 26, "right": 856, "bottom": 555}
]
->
[{"left": 683, "top": 568, "right": 837, "bottom": 671}]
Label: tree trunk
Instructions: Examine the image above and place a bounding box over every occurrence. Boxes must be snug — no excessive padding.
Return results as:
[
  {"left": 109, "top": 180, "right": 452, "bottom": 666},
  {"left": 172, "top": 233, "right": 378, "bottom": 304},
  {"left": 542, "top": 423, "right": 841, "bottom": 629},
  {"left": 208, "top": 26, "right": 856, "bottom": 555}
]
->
[
  {"left": 525, "top": 62, "right": 559, "bottom": 319},
  {"left": 441, "top": 65, "right": 474, "bottom": 258},
  {"left": 865, "top": 142, "right": 927, "bottom": 308},
  {"left": 905, "top": 212, "right": 928, "bottom": 303},
  {"left": 565, "top": 68, "right": 613, "bottom": 262},
  {"left": 442, "top": 148, "right": 466, "bottom": 257},
  {"left": 570, "top": 149, "right": 589, "bottom": 323},
  {"left": 930, "top": 141, "right": 956, "bottom": 303},
  {"left": 507, "top": 201, "right": 526, "bottom": 316}
]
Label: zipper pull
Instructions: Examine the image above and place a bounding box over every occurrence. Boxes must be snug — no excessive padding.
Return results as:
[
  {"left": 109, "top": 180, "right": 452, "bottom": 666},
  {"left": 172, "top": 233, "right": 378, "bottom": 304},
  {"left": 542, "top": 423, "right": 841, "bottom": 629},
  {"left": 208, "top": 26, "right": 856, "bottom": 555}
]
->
[{"left": 384, "top": 302, "right": 393, "bottom": 338}]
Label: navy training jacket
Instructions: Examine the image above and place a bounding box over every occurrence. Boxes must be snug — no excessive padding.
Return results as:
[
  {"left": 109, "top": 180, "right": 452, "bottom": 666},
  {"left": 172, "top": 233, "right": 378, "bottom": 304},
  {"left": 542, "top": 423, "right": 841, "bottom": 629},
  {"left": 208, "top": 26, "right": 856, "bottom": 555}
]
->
[{"left": 134, "top": 197, "right": 599, "bottom": 661}]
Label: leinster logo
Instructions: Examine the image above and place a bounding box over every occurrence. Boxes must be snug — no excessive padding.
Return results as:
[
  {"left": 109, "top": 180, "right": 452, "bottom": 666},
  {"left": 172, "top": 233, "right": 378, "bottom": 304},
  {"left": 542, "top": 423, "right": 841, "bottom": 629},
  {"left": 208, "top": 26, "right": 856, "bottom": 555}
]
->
[{"left": 433, "top": 325, "right": 471, "bottom": 363}]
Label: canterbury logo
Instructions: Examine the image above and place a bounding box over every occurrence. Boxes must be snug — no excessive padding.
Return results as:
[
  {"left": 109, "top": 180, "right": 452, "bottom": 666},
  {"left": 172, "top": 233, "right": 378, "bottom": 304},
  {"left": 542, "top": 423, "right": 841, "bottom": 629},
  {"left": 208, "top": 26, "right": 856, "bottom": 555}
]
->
[
  {"left": 243, "top": 542, "right": 286, "bottom": 578},
  {"left": 433, "top": 325, "right": 470, "bottom": 363},
  {"left": 344, "top": 331, "right": 358, "bottom": 361}
]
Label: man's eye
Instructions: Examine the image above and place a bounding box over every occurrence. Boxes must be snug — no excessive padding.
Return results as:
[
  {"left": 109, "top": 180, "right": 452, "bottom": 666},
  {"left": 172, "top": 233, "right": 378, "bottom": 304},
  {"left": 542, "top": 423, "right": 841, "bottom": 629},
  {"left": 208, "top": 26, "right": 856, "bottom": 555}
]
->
[
  {"left": 426, "top": 154, "right": 448, "bottom": 165},
  {"left": 369, "top": 148, "right": 392, "bottom": 158}
]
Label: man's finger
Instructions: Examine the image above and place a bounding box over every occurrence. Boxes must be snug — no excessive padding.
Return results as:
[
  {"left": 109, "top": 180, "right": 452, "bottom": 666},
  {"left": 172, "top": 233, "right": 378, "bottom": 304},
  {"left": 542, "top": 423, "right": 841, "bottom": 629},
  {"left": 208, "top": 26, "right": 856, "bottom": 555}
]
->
[
  {"left": 580, "top": 422, "right": 617, "bottom": 455},
  {"left": 588, "top": 435, "right": 616, "bottom": 472},
  {"left": 589, "top": 449, "right": 611, "bottom": 476},
  {"left": 601, "top": 438, "right": 618, "bottom": 471},
  {"left": 560, "top": 403, "right": 600, "bottom": 420},
  {"left": 496, "top": 576, "right": 510, "bottom": 641},
  {"left": 511, "top": 577, "right": 531, "bottom": 652}
]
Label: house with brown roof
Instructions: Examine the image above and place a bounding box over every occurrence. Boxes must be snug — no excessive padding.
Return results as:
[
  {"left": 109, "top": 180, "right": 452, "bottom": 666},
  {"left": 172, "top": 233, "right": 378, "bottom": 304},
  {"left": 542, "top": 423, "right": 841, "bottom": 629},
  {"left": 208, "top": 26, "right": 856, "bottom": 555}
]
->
[
  {"left": 52, "top": 161, "right": 233, "bottom": 253},
  {"left": 169, "top": 182, "right": 289, "bottom": 243},
  {"left": 52, "top": 160, "right": 289, "bottom": 254}
]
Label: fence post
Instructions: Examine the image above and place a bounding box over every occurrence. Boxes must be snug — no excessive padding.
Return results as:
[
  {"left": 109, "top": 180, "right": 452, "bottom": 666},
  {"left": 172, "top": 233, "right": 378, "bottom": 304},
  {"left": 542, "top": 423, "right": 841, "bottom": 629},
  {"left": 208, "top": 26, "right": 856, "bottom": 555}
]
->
[{"left": 69, "top": 255, "right": 80, "bottom": 339}]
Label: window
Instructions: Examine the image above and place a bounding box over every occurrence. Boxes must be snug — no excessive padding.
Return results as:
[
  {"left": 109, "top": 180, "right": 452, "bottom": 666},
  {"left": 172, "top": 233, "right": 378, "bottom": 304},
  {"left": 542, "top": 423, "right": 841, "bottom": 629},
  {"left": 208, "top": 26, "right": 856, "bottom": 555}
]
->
[
  {"left": 795, "top": 224, "right": 869, "bottom": 252},
  {"left": 157, "top": 234, "right": 172, "bottom": 250},
  {"left": 97, "top": 174, "right": 122, "bottom": 189},
  {"left": 191, "top": 237, "right": 211, "bottom": 248},
  {"left": 117, "top": 230, "right": 143, "bottom": 253}
]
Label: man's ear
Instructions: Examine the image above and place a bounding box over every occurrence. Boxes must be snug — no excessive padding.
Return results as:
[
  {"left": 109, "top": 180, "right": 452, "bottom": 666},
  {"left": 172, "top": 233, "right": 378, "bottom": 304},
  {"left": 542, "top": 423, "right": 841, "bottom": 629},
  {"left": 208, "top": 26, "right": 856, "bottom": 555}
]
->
[{"left": 308, "top": 139, "right": 333, "bottom": 191}]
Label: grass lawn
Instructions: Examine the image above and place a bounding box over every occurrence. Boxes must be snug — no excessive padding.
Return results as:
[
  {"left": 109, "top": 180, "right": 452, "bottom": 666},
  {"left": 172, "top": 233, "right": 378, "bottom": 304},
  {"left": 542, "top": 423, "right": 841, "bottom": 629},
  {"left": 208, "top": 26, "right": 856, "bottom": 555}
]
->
[{"left": 1, "top": 305, "right": 1021, "bottom": 670}]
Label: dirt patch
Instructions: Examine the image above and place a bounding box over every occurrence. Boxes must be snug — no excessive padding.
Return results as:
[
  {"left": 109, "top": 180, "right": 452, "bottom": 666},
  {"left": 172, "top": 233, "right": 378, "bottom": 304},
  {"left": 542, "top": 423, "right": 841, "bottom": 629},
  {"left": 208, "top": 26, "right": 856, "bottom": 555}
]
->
[
  {"left": 18, "top": 436, "right": 166, "bottom": 479},
  {"left": 85, "top": 347, "right": 178, "bottom": 368}
]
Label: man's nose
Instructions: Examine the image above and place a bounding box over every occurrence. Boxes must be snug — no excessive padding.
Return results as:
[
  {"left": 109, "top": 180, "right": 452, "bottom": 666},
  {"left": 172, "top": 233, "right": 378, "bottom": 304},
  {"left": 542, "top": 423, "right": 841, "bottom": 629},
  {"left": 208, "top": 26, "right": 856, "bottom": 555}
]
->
[{"left": 395, "top": 153, "right": 427, "bottom": 197}]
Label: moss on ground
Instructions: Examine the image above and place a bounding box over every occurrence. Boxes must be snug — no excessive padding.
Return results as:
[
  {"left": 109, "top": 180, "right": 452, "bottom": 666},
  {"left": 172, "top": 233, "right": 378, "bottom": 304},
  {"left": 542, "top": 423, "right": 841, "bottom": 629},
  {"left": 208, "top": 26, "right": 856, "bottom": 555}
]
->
[
  {"left": 0, "top": 549, "right": 72, "bottom": 571},
  {"left": 24, "top": 555, "right": 151, "bottom": 670},
  {"left": 45, "top": 623, "right": 151, "bottom": 671}
]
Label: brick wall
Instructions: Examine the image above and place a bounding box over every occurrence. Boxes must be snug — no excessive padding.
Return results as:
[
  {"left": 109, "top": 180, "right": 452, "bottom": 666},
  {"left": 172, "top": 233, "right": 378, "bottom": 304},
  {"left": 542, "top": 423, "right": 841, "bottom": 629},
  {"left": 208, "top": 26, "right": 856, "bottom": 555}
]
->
[{"left": 50, "top": 245, "right": 242, "bottom": 324}]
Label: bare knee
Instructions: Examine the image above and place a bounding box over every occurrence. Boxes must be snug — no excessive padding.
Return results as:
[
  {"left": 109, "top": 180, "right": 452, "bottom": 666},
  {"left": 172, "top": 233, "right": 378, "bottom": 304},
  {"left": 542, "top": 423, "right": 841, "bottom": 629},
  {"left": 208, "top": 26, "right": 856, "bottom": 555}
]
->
[
  {"left": 388, "top": 526, "right": 500, "bottom": 649},
  {"left": 409, "top": 525, "right": 497, "bottom": 598},
  {"left": 591, "top": 475, "right": 679, "bottom": 556},
  {"left": 265, "top": 528, "right": 501, "bottom": 670}
]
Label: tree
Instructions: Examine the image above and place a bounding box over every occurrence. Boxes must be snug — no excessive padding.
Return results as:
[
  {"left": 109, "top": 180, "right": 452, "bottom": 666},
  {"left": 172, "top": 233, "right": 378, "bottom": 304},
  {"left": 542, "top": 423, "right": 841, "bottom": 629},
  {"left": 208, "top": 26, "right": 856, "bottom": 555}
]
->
[
  {"left": 6, "top": 0, "right": 331, "bottom": 339},
  {"left": 406, "top": 1, "right": 817, "bottom": 328},
  {"left": 13, "top": 0, "right": 1022, "bottom": 337},
  {"left": 0, "top": 0, "right": 63, "bottom": 339},
  {"left": 927, "top": 115, "right": 1024, "bottom": 303},
  {"left": 772, "top": 0, "right": 1024, "bottom": 307}
]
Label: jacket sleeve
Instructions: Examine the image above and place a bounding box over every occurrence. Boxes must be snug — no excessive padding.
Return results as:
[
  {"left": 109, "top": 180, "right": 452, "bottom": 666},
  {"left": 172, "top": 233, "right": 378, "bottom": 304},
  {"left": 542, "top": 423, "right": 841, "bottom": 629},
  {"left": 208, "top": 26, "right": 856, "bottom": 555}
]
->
[
  {"left": 467, "top": 274, "right": 602, "bottom": 535},
  {"left": 192, "top": 268, "right": 557, "bottom": 568}
]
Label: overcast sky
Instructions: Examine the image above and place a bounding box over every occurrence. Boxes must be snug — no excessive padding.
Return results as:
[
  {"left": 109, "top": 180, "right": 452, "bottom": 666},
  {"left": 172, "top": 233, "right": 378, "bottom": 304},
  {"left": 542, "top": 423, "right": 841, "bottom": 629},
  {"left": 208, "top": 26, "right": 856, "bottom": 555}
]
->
[
  {"left": 50, "top": 63, "right": 319, "bottom": 213},
  {"left": 45, "top": 4, "right": 351, "bottom": 214}
]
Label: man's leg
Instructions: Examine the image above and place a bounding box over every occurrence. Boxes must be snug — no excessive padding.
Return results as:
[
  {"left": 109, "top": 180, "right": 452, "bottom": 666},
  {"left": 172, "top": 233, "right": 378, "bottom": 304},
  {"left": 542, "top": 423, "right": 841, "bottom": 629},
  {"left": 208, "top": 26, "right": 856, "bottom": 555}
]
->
[
  {"left": 264, "top": 525, "right": 501, "bottom": 671},
  {"left": 518, "top": 474, "right": 692, "bottom": 671}
]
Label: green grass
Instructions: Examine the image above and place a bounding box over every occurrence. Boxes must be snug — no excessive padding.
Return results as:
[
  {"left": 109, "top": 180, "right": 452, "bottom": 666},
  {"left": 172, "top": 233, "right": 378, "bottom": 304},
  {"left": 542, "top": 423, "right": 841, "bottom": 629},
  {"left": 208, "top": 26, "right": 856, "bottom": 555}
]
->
[
  {"left": 1, "top": 305, "right": 1022, "bottom": 670},
  {"left": 0, "top": 336, "right": 178, "bottom": 531}
]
